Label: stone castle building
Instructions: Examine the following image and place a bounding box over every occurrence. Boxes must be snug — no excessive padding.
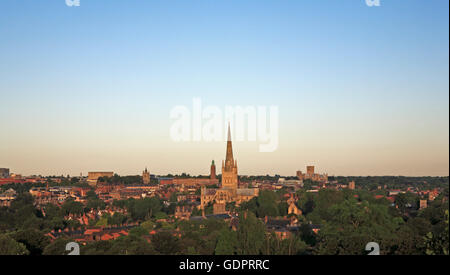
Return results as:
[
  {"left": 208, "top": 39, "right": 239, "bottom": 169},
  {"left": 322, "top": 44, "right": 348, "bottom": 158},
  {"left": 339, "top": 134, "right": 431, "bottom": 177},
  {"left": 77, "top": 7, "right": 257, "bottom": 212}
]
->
[{"left": 201, "top": 124, "right": 259, "bottom": 215}]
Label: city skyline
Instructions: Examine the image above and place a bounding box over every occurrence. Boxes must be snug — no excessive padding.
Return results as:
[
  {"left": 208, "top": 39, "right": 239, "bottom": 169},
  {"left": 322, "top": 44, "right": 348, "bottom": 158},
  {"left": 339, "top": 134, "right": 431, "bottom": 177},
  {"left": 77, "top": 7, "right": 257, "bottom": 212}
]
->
[
  {"left": 2, "top": 134, "right": 448, "bottom": 177},
  {"left": 1, "top": 0, "right": 449, "bottom": 177}
]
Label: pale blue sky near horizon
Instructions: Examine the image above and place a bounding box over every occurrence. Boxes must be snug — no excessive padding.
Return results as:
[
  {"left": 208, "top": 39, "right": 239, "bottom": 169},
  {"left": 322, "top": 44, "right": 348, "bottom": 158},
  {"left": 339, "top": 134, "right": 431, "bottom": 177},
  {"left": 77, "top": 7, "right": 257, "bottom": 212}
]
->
[{"left": 0, "top": 0, "right": 448, "bottom": 177}]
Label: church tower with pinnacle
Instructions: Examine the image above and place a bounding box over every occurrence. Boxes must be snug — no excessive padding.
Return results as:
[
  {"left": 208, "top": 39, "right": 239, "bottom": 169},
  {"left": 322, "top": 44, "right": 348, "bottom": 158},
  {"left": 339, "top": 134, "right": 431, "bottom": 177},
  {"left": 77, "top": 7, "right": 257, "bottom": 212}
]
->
[
  {"left": 142, "top": 167, "right": 150, "bottom": 184},
  {"left": 221, "top": 123, "right": 238, "bottom": 192}
]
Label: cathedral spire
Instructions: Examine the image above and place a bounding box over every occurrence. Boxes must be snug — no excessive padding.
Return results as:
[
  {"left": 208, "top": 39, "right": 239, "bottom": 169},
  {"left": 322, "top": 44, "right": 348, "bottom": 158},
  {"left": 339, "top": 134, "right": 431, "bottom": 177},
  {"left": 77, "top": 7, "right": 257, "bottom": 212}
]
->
[{"left": 225, "top": 122, "right": 234, "bottom": 171}]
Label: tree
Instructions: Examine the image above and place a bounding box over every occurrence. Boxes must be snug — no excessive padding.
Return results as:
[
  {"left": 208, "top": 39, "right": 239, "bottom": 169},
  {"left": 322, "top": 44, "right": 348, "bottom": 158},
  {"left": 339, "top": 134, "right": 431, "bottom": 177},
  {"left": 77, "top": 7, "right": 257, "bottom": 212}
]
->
[
  {"left": 61, "top": 200, "right": 84, "bottom": 215},
  {"left": 108, "top": 212, "right": 127, "bottom": 226},
  {"left": 256, "top": 190, "right": 279, "bottom": 217},
  {"left": 42, "top": 238, "right": 73, "bottom": 255},
  {"left": 238, "top": 198, "right": 258, "bottom": 214},
  {"left": 49, "top": 216, "right": 65, "bottom": 231},
  {"left": 395, "top": 192, "right": 418, "bottom": 211},
  {"left": 154, "top": 211, "right": 168, "bottom": 220},
  {"left": 424, "top": 210, "right": 449, "bottom": 255},
  {"left": 263, "top": 233, "right": 308, "bottom": 255},
  {"left": 236, "top": 212, "right": 266, "bottom": 255},
  {"left": 11, "top": 229, "right": 50, "bottom": 255},
  {"left": 151, "top": 231, "right": 181, "bottom": 255},
  {"left": 140, "top": 220, "right": 155, "bottom": 231},
  {"left": 215, "top": 228, "right": 238, "bottom": 255},
  {"left": 0, "top": 234, "right": 29, "bottom": 255},
  {"left": 314, "top": 199, "right": 402, "bottom": 255},
  {"left": 277, "top": 202, "right": 288, "bottom": 217},
  {"left": 129, "top": 226, "right": 148, "bottom": 237},
  {"left": 86, "top": 198, "right": 106, "bottom": 210},
  {"left": 95, "top": 217, "right": 109, "bottom": 227},
  {"left": 82, "top": 240, "right": 114, "bottom": 255},
  {"left": 109, "top": 235, "right": 156, "bottom": 255},
  {"left": 129, "top": 197, "right": 162, "bottom": 221}
]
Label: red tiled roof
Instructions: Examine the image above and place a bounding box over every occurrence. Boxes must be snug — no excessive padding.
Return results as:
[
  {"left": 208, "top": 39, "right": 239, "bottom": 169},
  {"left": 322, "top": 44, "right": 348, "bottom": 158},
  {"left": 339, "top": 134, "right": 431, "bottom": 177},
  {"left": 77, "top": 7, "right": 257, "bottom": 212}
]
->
[
  {"left": 101, "top": 234, "right": 114, "bottom": 241},
  {"left": 84, "top": 228, "right": 102, "bottom": 235}
]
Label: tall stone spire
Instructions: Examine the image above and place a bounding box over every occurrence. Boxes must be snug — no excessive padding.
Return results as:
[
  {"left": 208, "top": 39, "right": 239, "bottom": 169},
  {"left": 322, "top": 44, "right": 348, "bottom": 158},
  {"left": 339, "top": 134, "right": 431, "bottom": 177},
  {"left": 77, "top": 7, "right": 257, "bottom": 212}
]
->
[{"left": 225, "top": 122, "right": 234, "bottom": 171}]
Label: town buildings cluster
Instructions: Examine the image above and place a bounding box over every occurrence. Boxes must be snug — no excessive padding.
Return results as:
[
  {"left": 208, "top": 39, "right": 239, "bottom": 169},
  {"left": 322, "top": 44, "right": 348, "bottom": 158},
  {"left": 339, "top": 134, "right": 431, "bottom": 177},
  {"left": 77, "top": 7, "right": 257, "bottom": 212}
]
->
[{"left": 0, "top": 128, "right": 446, "bottom": 244}]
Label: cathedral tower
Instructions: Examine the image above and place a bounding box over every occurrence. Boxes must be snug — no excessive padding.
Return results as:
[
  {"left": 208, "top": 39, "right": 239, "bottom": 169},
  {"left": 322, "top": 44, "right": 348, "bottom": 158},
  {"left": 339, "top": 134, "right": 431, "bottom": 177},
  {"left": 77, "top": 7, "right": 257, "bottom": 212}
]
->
[
  {"left": 221, "top": 123, "right": 238, "bottom": 192},
  {"left": 142, "top": 167, "right": 150, "bottom": 184}
]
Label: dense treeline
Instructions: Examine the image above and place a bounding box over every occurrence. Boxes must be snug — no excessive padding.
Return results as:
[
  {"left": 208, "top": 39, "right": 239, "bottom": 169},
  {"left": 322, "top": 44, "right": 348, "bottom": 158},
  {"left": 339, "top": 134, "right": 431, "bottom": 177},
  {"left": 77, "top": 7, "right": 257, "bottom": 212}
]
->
[{"left": 329, "top": 176, "right": 449, "bottom": 190}]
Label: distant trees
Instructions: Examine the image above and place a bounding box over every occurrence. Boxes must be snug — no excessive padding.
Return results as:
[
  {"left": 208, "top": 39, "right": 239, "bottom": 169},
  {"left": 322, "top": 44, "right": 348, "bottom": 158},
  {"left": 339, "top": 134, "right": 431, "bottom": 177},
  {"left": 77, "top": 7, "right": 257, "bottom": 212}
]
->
[
  {"left": 111, "top": 197, "right": 164, "bottom": 222},
  {"left": 256, "top": 191, "right": 279, "bottom": 217},
  {"left": 61, "top": 199, "right": 84, "bottom": 215},
  {"left": 128, "top": 197, "right": 163, "bottom": 221},
  {"left": 238, "top": 190, "right": 286, "bottom": 218},
  {"left": 97, "top": 175, "right": 142, "bottom": 185},
  {"left": 395, "top": 192, "right": 419, "bottom": 212},
  {"left": 10, "top": 229, "right": 50, "bottom": 255},
  {"left": 85, "top": 190, "right": 106, "bottom": 210},
  {"left": 309, "top": 188, "right": 449, "bottom": 255},
  {"left": 108, "top": 212, "right": 127, "bottom": 226},
  {"left": 108, "top": 235, "right": 156, "bottom": 255},
  {"left": 214, "top": 211, "right": 308, "bottom": 255},
  {"left": 238, "top": 198, "right": 258, "bottom": 214},
  {"left": 0, "top": 193, "right": 43, "bottom": 231},
  {"left": 263, "top": 233, "right": 308, "bottom": 255},
  {"left": 140, "top": 220, "right": 155, "bottom": 231},
  {"left": 0, "top": 234, "right": 29, "bottom": 255},
  {"left": 42, "top": 238, "right": 73, "bottom": 255},
  {"left": 151, "top": 231, "right": 181, "bottom": 255},
  {"left": 129, "top": 226, "right": 149, "bottom": 237},
  {"left": 305, "top": 189, "right": 347, "bottom": 224},
  {"left": 215, "top": 228, "right": 238, "bottom": 255},
  {"left": 236, "top": 212, "right": 266, "bottom": 255},
  {"left": 424, "top": 210, "right": 449, "bottom": 255},
  {"left": 81, "top": 235, "right": 156, "bottom": 255},
  {"left": 329, "top": 176, "right": 449, "bottom": 190}
]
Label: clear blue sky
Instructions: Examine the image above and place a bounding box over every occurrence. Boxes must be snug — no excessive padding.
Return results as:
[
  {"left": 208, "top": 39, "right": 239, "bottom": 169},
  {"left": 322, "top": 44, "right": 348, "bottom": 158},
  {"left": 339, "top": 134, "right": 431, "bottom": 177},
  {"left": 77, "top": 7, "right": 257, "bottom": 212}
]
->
[{"left": 0, "top": 0, "right": 448, "bottom": 176}]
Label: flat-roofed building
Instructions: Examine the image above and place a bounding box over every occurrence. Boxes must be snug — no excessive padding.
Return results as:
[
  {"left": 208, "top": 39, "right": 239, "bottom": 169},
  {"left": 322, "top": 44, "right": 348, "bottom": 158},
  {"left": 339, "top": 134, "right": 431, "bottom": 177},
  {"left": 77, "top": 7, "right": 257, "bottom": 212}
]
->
[{"left": 87, "top": 172, "right": 114, "bottom": 186}]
